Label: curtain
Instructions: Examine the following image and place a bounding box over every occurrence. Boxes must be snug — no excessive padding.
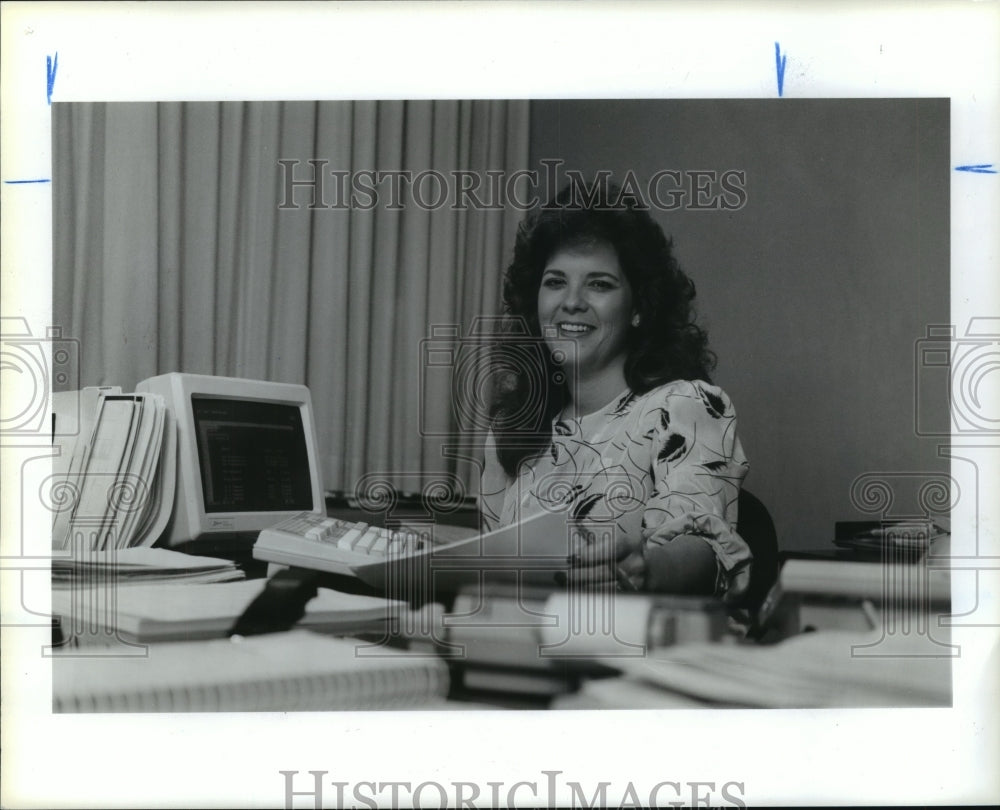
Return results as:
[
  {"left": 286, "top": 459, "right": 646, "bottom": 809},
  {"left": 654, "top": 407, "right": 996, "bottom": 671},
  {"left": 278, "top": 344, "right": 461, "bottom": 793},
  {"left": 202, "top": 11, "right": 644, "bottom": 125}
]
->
[{"left": 52, "top": 100, "right": 530, "bottom": 495}]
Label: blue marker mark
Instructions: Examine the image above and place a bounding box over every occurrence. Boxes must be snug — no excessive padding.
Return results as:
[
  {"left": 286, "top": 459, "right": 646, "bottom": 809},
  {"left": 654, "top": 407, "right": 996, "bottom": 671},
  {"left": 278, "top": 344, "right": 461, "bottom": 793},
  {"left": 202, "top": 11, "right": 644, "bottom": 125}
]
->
[
  {"left": 47, "top": 52, "right": 58, "bottom": 105},
  {"left": 4, "top": 178, "right": 52, "bottom": 184},
  {"left": 955, "top": 164, "right": 997, "bottom": 174},
  {"left": 774, "top": 42, "right": 787, "bottom": 97}
]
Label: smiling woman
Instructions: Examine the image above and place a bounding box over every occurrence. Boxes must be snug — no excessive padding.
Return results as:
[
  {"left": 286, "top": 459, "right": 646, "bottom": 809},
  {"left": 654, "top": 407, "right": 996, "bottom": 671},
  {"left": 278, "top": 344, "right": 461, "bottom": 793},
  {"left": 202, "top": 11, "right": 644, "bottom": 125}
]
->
[
  {"left": 537, "top": 243, "right": 634, "bottom": 414},
  {"left": 482, "top": 181, "right": 752, "bottom": 602}
]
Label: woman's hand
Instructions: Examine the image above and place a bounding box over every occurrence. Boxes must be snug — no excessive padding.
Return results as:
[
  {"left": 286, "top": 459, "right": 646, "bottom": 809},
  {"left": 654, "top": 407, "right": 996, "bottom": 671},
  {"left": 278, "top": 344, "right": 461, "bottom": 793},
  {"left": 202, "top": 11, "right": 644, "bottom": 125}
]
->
[
  {"left": 565, "top": 522, "right": 641, "bottom": 589},
  {"left": 567, "top": 525, "right": 717, "bottom": 595}
]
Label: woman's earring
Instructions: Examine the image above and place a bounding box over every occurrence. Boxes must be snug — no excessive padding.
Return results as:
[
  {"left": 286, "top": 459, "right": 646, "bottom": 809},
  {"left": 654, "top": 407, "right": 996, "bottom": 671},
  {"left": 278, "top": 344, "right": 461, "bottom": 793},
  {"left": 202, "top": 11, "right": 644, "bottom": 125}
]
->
[{"left": 631, "top": 313, "right": 641, "bottom": 327}]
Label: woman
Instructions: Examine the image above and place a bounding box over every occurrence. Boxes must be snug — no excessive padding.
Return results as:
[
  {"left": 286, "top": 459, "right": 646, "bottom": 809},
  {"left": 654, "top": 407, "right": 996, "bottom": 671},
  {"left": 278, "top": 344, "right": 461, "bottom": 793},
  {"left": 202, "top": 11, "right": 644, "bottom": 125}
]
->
[{"left": 481, "top": 181, "right": 752, "bottom": 601}]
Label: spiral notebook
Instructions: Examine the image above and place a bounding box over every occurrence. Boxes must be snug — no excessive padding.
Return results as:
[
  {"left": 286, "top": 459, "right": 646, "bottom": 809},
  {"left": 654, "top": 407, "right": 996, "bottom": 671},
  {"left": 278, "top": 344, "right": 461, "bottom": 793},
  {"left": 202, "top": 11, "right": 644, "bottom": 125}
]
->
[{"left": 52, "top": 630, "right": 450, "bottom": 712}]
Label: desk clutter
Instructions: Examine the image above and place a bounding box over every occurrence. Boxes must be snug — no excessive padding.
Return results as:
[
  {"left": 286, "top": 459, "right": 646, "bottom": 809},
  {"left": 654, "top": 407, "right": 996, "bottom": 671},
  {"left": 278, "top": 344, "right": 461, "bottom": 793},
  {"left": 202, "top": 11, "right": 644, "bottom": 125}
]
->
[
  {"left": 45, "top": 376, "right": 955, "bottom": 713},
  {"left": 50, "top": 573, "right": 449, "bottom": 711},
  {"left": 49, "top": 559, "right": 955, "bottom": 711},
  {"left": 436, "top": 586, "right": 731, "bottom": 699},
  {"left": 49, "top": 579, "right": 741, "bottom": 710}
]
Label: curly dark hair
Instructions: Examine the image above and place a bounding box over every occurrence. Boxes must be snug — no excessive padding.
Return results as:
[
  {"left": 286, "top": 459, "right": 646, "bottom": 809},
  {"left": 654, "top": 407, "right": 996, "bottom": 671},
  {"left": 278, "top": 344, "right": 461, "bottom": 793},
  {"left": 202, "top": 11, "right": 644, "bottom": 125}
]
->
[{"left": 489, "top": 180, "right": 716, "bottom": 477}]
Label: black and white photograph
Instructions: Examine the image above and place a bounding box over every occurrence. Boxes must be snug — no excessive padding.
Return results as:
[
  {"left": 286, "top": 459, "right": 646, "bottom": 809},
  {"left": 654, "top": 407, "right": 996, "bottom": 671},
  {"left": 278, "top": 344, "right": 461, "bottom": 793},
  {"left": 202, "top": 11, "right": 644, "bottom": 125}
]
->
[{"left": 2, "top": 3, "right": 998, "bottom": 808}]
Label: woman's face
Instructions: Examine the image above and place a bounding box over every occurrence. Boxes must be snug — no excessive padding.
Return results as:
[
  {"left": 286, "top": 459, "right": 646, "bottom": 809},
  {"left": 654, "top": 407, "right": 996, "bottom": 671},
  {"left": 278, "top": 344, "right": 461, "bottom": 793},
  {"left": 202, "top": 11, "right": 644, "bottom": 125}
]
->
[{"left": 537, "top": 242, "right": 634, "bottom": 379}]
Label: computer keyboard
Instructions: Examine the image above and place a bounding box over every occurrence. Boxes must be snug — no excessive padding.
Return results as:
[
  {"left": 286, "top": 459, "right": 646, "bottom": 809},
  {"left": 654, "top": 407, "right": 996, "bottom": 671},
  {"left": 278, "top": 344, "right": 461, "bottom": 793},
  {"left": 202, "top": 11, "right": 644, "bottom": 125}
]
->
[
  {"left": 253, "top": 509, "right": 578, "bottom": 591},
  {"left": 260, "top": 513, "right": 435, "bottom": 562}
]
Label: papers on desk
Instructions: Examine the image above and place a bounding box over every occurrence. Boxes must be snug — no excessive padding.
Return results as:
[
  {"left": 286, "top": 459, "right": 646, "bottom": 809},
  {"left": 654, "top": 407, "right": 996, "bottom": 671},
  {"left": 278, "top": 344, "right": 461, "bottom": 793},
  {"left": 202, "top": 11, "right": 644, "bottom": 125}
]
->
[
  {"left": 52, "top": 630, "right": 450, "bottom": 712},
  {"left": 51, "top": 577, "right": 407, "bottom": 644},
  {"left": 769, "top": 557, "right": 951, "bottom": 635},
  {"left": 603, "top": 630, "right": 951, "bottom": 708},
  {"left": 553, "top": 557, "right": 953, "bottom": 708},
  {"left": 553, "top": 675, "right": 712, "bottom": 709},
  {"left": 52, "top": 388, "right": 176, "bottom": 551},
  {"left": 780, "top": 558, "right": 950, "bottom": 603},
  {"left": 833, "top": 518, "right": 949, "bottom": 555},
  {"left": 51, "top": 547, "right": 244, "bottom": 586}
]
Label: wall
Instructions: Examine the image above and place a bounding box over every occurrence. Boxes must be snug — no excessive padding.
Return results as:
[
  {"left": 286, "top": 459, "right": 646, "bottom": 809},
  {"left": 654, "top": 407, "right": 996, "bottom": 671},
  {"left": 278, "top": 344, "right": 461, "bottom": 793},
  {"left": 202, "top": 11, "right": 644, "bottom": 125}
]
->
[{"left": 528, "top": 99, "right": 950, "bottom": 552}]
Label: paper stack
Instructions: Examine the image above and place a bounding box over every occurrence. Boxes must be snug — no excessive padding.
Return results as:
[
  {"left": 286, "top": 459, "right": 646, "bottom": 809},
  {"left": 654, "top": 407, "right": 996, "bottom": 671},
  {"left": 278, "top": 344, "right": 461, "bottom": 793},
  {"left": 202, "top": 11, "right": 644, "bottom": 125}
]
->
[
  {"left": 51, "top": 547, "right": 244, "bottom": 587},
  {"left": 52, "top": 388, "right": 176, "bottom": 551},
  {"left": 833, "top": 519, "right": 950, "bottom": 556},
  {"left": 555, "top": 628, "right": 951, "bottom": 709},
  {"left": 51, "top": 577, "right": 407, "bottom": 644},
  {"left": 609, "top": 629, "right": 951, "bottom": 708}
]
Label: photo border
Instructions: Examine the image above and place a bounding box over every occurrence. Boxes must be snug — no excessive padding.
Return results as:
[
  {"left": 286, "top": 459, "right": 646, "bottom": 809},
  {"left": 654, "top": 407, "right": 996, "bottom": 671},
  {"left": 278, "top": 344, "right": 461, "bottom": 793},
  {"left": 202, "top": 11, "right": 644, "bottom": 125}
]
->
[{"left": 2, "top": 2, "right": 997, "bottom": 807}]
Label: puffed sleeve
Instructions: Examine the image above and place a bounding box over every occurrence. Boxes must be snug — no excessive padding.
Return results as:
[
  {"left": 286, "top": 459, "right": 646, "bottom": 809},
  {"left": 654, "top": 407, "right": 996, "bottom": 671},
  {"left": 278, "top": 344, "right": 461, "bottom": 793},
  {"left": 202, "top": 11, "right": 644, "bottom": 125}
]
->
[
  {"left": 480, "top": 430, "right": 513, "bottom": 532},
  {"left": 640, "top": 380, "right": 752, "bottom": 600}
]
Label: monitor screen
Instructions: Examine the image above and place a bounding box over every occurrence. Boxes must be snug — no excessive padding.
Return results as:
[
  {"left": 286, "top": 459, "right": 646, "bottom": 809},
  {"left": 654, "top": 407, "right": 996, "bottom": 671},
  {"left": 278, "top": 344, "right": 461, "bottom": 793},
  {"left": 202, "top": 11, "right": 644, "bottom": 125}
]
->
[
  {"left": 135, "top": 372, "right": 326, "bottom": 548},
  {"left": 191, "top": 396, "right": 314, "bottom": 513}
]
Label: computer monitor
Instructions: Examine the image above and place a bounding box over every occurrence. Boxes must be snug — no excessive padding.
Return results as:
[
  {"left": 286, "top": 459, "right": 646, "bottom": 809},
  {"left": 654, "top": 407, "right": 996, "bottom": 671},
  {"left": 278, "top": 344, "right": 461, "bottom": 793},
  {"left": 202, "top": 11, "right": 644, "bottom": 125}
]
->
[{"left": 135, "top": 373, "right": 326, "bottom": 551}]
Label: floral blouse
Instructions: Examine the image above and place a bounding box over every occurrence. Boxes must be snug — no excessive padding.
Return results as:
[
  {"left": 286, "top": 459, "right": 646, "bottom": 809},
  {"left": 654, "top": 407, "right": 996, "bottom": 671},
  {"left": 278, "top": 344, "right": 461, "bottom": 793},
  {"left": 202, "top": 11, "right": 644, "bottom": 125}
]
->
[{"left": 480, "top": 380, "right": 752, "bottom": 599}]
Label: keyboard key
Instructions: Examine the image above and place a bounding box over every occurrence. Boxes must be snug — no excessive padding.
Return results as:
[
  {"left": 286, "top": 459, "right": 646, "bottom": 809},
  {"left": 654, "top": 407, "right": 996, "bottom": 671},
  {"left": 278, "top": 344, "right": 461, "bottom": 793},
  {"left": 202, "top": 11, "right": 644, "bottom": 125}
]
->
[
  {"left": 368, "top": 531, "right": 389, "bottom": 556},
  {"left": 336, "top": 528, "right": 363, "bottom": 550},
  {"left": 354, "top": 527, "right": 380, "bottom": 553},
  {"left": 263, "top": 512, "right": 448, "bottom": 561}
]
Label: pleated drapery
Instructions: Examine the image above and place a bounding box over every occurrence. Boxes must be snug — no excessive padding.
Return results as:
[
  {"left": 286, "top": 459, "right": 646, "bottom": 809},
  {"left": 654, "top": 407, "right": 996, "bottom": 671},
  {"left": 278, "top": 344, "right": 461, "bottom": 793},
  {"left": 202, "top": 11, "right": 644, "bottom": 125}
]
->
[{"left": 52, "top": 100, "right": 530, "bottom": 494}]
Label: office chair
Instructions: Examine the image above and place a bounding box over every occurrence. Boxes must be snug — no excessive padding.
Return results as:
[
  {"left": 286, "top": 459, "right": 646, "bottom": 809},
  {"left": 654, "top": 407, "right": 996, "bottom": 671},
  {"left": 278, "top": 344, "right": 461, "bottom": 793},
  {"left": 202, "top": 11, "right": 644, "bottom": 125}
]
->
[{"left": 736, "top": 489, "right": 780, "bottom": 619}]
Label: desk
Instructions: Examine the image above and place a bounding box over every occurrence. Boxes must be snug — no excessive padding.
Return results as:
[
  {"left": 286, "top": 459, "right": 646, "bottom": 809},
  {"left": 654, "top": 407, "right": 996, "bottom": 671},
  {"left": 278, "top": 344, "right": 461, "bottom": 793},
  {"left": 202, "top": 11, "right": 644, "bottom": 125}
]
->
[
  {"left": 49, "top": 518, "right": 955, "bottom": 711},
  {"left": 50, "top": 571, "right": 953, "bottom": 712}
]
